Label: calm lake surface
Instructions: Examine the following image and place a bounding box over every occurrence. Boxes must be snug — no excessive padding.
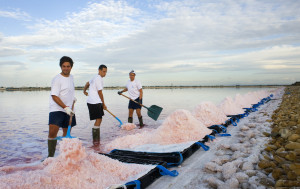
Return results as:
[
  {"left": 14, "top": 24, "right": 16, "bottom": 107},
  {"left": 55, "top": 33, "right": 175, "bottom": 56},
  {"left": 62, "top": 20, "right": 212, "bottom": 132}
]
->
[{"left": 0, "top": 87, "right": 276, "bottom": 167}]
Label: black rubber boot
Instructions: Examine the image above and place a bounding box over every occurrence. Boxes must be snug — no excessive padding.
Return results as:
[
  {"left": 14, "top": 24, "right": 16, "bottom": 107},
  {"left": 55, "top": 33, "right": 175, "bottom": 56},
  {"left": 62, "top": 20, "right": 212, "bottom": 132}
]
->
[
  {"left": 92, "top": 127, "right": 100, "bottom": 142},
  {"left": 47, "top": 139, "right": 57, "bottom": 157},
  {"left": 138, "top": 116, "right": 144, "bottom": 127},
  {"left": 128, "top": 117, "right": 133, "bottom": 123}
]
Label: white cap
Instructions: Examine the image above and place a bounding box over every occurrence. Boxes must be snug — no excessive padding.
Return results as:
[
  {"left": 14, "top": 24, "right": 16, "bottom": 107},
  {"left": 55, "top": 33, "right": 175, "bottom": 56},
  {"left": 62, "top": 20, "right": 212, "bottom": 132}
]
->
[{"left": 129, "top": 70, "right": 136, "bottom": 75}]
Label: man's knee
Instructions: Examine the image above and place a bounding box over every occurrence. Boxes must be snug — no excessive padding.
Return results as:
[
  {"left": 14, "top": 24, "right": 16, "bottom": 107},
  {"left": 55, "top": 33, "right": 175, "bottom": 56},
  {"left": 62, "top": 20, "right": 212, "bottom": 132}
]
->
[{"left": 48, "top": 124, "right": 59, "bottom": 138}]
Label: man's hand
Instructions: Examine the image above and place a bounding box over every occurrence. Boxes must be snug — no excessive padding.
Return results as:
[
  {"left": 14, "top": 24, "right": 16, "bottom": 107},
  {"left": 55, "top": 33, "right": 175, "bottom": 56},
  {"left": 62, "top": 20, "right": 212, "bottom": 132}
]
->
[
  {"left": 64, "top": 106, "right": 75, "bottom": 115},
  {"left": 83, "top": 91, "right": 88, "bottom": 96},
  {"left": 103, "top": 104, "right": 107, "bottom": 110},
  {"left": 117, "top": 91, "right": 123, "bottom": 95}
]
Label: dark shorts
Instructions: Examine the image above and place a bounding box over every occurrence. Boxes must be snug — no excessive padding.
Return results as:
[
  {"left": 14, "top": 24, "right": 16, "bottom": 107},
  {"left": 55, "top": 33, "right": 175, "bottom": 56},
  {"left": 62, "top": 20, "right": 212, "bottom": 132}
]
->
[
  {"left": 87, "top": 103, "right": 104, "bottom": 120},
  {"left": 128, "top": 97, "right": 142, "bottom": 110},
  {"left": 49, "top": 111, "right": 76, "bottom": 128}
]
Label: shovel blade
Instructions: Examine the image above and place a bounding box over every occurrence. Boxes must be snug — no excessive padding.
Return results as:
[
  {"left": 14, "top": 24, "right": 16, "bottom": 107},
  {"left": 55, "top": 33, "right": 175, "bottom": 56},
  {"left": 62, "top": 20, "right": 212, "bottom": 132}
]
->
[{"left": 147, "top": 105, "right": 163, "bottom": 121}]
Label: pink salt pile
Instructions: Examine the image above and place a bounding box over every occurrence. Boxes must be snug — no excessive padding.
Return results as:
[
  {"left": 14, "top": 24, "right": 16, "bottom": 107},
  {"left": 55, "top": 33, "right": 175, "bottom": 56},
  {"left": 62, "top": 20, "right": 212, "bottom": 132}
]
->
[
  {"left": 105, "top": 109, "right": 212, "bottom": 151},
  {"left": 151, "top": 109, "right": 212, "bottom": 145},
  {"left": 0, "top": 138, "right": 154, "bottom": 189},
  {"left": 121, "top": 123, "right": 137, "bottom": 130},
  {"left": 220, "top": 90, "right": 271, "bottom": 115},
  {"left": 192, "top": 101, "right": 228, "bottom": 126},
  {"left": 233, "top": 90, "right": 270, "bottom": 110},
  {"left": 234, "top": 93, "right": 252, "bottom": 109},
  {"left": 219, "top": 96, "right": 245, "bottom": 115}
]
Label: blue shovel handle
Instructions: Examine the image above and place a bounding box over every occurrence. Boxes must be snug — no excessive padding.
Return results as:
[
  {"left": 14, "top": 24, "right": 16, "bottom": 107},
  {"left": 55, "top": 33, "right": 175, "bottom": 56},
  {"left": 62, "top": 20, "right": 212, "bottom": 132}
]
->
[
  {"left": 106, "top": 109, "right": 123, "bottom": 127},
  {"left": 55, "top": 125, "right": 76, "bottom": 140}
]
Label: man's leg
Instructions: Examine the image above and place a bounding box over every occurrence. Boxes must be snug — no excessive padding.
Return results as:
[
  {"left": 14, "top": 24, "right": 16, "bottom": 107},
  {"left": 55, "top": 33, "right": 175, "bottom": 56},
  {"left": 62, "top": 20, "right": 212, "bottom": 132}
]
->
[
  {"left": 136, "top": 108, "right": 144, "bottom": 126},
  {"left": 92, "top": 118, "right": 102, "bottom": 143},
  {"left": 128, "top": 109, "right": 134, "bottom": 123},
  {"left": 62, "top": 128, "right": 68, "bottom": 136},
  {"left": 48, "top": 124, "right": 59, "bottom": 157}
]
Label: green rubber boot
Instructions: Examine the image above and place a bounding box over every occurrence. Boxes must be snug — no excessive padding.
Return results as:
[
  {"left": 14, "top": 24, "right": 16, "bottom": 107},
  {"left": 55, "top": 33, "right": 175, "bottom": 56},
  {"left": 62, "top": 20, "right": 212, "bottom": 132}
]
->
[
  {"left": 92, "top": 127, "right": 100, "bottom": 144},
  {"left": 138, "top": 116, "right": 144, "bottom": 127},
  {"left": 128, "top": 117, "right": 133, "bottom": 123},
  {"left": 48, "top": 139, "right": 57, "bottom": 157}
]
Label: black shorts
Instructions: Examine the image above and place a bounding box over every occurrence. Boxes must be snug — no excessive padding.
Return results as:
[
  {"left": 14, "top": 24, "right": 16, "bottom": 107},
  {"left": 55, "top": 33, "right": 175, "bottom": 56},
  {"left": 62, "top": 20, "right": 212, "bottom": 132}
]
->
[
  {"left": 128, "top": 97, "right": 142, "bottom": 110},
  {"left": 87, "top": 103, "right": 104, "bottom": 120},
  {"left": 49, "top": 111, "right": 76, "bottom": 128}
]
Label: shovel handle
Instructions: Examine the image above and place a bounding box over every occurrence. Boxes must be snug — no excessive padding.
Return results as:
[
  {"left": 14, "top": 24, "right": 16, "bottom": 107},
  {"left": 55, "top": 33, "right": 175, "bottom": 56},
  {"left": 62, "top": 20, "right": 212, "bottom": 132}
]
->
[
  {"left": 105, "top": 109, "right": 116, "bottom": 118},
  {"left": 68, "top": 100, "right": 76, "bottom": 125},
  {"left": 120, "top": 93, "right": 145, "bottom": 108}
]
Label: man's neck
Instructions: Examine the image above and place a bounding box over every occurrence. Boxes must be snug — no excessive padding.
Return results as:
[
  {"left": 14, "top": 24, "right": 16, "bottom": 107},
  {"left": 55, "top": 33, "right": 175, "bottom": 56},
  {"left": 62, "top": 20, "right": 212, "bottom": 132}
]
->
[{"left": 60, "top": 73, "right": 70, "bottom": 77}]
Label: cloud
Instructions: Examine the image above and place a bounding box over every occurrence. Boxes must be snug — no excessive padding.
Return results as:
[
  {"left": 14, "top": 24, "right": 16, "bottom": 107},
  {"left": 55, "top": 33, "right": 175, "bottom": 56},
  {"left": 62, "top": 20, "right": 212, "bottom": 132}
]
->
[
  {"left": 0, "top": 47, "right": 24, "bottom": 57},
  {"left": 1, "top": 0, "right": 300, "bottom": 86},
  {"left": 3, "top": 1, "right": 143, "bottom": 47},
  {"left": 0, "top": 9, "right": 31, "bottom": 21}
]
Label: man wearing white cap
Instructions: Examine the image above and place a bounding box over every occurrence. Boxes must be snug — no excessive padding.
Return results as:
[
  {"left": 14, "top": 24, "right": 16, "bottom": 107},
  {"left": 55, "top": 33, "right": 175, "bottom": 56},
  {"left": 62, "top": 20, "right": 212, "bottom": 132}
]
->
[{"left": 118, "top": 70, "right": 144, "bottom": 127}]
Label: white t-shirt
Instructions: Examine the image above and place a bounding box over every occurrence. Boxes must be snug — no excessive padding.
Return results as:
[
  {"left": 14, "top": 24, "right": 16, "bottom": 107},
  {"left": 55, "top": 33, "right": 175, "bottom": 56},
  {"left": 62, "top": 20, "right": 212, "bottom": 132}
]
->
[
  {"left": 87, "top": 74, "right": 104, "bottom": 104},
  {"left": 49, "top": 74, "right": 75, "bottom": 113},
  {"left": 126, "top": 79, "right": 142, "bottom": 99}
]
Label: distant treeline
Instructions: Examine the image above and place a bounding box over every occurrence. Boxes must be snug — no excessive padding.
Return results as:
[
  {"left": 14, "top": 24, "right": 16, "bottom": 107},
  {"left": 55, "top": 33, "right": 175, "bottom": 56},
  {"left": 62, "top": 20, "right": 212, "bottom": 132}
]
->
[{"left": 0, "top": 84, "right": 287, "bottom": 91}]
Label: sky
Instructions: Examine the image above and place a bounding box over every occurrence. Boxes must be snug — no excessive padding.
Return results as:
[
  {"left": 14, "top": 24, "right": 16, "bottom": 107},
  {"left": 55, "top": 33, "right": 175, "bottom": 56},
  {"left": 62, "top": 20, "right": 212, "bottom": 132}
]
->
[{"left": 0, "top": 0, "right": 300, "bottom": 87}]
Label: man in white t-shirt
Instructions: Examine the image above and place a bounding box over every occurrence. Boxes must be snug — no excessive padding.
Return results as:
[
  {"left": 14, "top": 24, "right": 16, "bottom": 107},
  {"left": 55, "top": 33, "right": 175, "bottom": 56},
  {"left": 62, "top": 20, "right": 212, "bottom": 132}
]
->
[
  {"left": 48, "top": 56, "right": 76, "bottom": 157},
  {"left": 118, "top": 70, "right": 144, "bottom": 127},
  {"left": 83, "top": 65, "right": 107, "bottom": 144}
]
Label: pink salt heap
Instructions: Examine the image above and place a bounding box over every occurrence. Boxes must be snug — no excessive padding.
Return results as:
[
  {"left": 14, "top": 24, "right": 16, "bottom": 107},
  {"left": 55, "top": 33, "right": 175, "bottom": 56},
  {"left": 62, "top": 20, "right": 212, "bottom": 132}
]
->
[
  {"left": 105, "top": 109, "right": 212, "bottom": 151},
  {"left": 121, "top": 123, "right": 137, "bottom": 130},
  {"left": 151, "top": 109, "right": 212, "bottom": 144},
  {"left": 234, "top": 94, "right": 252, "bottom": 109},
  {"left": 234, "top": 90, "right": 270, "bottom": 110},
  {"left": 192, "top": 101, "right": 228, "bottom": 127},
  {"left": 219, "top": 96, "right": 245, "bottom": 115},
  {"left": 0, "top": 138, "right": 154, "bottom": 189}
]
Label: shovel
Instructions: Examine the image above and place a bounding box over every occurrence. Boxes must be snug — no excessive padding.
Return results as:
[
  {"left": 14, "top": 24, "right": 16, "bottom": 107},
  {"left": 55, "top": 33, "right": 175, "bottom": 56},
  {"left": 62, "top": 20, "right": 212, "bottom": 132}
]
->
[
  {"left": 120, "top": 93, "right": 163, "bottom": 121},
  {"left": 105, "top": 109, "right": 123, "bottom": 127},
  {"left": 56, "top": 101, "right": 76, "bottom": 140}
]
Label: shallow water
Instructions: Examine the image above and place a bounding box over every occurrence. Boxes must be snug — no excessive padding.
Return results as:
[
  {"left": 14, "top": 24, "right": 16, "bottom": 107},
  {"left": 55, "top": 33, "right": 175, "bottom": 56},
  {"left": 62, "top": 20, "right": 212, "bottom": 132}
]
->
[{"left": 0, "top": 87, "right": 274, "bottom": 167}]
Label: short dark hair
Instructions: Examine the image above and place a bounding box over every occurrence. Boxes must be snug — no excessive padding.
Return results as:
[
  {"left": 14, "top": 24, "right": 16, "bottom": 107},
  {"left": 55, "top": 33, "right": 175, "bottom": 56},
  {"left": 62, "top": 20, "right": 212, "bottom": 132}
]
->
[
  {"left": 99, "top": 64, "right": 107, "bottom": 70},
  {"left": 60, "top": 56, "right": 74, "bottom": 67}
]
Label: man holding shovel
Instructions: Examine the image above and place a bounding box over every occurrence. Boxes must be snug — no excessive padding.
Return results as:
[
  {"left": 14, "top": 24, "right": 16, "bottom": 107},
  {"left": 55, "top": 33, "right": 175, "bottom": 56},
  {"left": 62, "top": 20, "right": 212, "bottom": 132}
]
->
[
  {"left": 118, "top": 70, "right": 144, "bottom": 127},
  {"left": 48, "top": 56, "right": 76, "bottom": 157},
  {"left": 83, "top": 65, "right": 107, "bottom": 144}
]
